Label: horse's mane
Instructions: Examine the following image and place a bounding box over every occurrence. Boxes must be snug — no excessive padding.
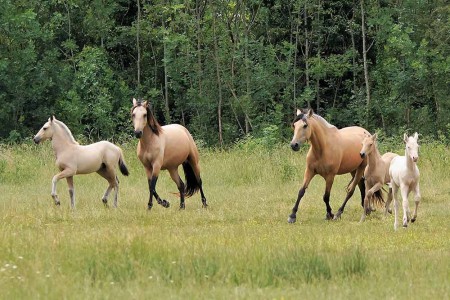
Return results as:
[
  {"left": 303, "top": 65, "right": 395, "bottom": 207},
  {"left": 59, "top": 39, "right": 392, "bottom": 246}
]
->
[
  {"left": 54, "top": 119, "right": 79, "bottom": 145},
  {"left": 313, "top": 114, "right": 336, "bottom": 129}
]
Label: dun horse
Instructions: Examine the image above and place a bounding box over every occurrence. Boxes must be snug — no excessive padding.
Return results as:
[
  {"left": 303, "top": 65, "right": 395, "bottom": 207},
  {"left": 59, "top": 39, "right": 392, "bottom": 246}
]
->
[
  {"left": 33, "top": 116, "right": 129, "bottom": 208},
  {"left": 131, "top": 98, "right": 207, "bottom": 210},
  {"left": 356, "top": 133, "right": 398, "bottom": 222},
  {"left": 288, "top": 109, "right": 370, "bottom": 223},
  {"left": 386, "top": 133, "right": 421, "bottom": 230}
]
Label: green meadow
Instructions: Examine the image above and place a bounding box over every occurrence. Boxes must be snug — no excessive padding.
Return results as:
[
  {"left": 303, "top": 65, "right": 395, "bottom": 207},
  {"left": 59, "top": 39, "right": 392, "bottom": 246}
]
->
[{"left": 0, "top": 140, "right": 449, "bottom": 299}]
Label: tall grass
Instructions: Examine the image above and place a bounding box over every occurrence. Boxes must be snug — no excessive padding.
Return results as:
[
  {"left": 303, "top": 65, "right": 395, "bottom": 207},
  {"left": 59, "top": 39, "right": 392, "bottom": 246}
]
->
[{"left": 0, "top": 141, "right": 449, "bottom": 299}]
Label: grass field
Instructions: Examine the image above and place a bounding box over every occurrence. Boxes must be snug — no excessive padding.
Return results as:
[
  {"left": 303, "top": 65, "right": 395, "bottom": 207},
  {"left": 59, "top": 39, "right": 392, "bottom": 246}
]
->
[{"left": 0, "top": 140, "right": 449, "bottom": 299}]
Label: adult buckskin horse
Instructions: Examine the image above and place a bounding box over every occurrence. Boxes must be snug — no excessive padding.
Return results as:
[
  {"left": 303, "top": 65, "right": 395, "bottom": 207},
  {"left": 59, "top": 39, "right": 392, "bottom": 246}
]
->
[
  {"left": 131, "top": 98, "right": 207, "bottom": 210},
  {"left": 33, "top": 116, "right": 129, "bottom": 208},
  {"left": 288, "top": 109, "right": 370, "bottom": 223}
]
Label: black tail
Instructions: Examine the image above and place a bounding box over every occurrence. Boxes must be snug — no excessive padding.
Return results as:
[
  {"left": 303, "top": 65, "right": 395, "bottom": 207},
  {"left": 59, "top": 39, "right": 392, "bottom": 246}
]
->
[
  {"left": 373, "top": 190, "right": 385, "bottom": 207},
  {"left": 182, "top": 161, "right": 200, "bottom": 198},
  {"left": 119, "top": 157, "right": 129, "bottom": 176}
]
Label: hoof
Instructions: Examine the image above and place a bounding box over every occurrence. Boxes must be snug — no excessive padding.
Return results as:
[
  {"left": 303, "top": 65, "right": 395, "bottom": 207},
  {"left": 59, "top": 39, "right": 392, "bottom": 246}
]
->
[
  {"left": 102, "top": 198, "right": 108, "bottom": 204},
  {"left": 403, "top": 223, "right": 408, "bottom": 228},
  {"left": 333, "top": 211, "right": 342, "bottom": 220},
  {"left": 180, "top": 203, "right": 185, "bottom": 210},
  {"left": 411, "top": 217, "right": 416, "bottom": 223},
  {"left": 55, "top": 201, "right": 61, "bottom": 206},
  {"left": 162, "top": 200, "right": 170, "bottom": 208},
  {"left": 288, "top": 215, "right": 296, "bottom": 223},
  {"left": 202, "top": 203, "right": 208, "bottom": 208},
  {"left": 147, "top": 204, "right": 153, "bottom": 210},
  {"left": 326, "top": 213, "right": 334, "bottom": 220}
]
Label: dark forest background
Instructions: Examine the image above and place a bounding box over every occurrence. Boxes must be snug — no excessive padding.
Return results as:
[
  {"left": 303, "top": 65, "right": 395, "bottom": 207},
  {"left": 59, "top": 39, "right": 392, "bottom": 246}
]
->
[{"left": 1, "top": 0, "right": 449, "bottom": 146}]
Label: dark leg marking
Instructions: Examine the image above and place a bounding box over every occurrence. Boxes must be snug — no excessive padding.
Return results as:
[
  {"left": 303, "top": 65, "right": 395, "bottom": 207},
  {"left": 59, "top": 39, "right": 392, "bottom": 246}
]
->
[{"left": 288, "top": 187, "right": 306, "bottom": 223}]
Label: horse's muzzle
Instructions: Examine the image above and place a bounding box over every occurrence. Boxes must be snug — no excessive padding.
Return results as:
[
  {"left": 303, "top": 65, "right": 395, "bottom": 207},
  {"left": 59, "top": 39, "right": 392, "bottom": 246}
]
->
[
  {"left": 290, "top": 142, "right": 300, "bottom": 152},
  {"left": 134, "top": 130, "right": 143, "bottom": 138},
  {"left": 360, "top": 152, "right": 366, "bottom": 159},
  {"left": 33, "top": 136, "right": 40, "bottom": 144}
]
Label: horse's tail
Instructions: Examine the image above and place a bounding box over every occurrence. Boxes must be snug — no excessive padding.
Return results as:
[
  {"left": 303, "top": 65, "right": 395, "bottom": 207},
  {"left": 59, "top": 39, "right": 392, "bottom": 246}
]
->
[
  {"left": 118, "top": 150, "right": 129, "bottom": 176},
  {"left": 182, "top": 161, "right": 200, "bottom": 198},
  {"left": 373, "top": 190, "right": 385, "bottom": 207}
]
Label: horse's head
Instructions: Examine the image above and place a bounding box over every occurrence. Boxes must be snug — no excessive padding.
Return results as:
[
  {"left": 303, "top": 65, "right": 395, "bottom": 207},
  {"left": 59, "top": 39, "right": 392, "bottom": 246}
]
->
[
  {"left": 131, "top": 98, "right": 148, "bottom": 138},
  {"left": 404, "top": 132, "right": 419, "bottom": 162},
  {"left": 360, "top": 133, "right": 377, "bottom": 159},
  {"left": 290, "top": 109, "right": 313, "bottom": 151},
  {"left": 33, "top": 116, "right": 56, "bottom": 144}
]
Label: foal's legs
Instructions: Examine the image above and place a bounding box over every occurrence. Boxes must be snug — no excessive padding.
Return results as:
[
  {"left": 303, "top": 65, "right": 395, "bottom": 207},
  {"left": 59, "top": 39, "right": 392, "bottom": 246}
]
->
[
  {"left": 97, "top": 168, "right": 118, "bottom": 207},
  {"left": 288, "top": 168, "right": 315, "bottom": 223},
  {"left": 334, "top": 167, "right": 365, "bottom": 220},
  {"left": 66, "top": 176, "right": 75, "bottom": 208},
  {"left": 392, "top": 183, "right": 400, "bottom": 230},
  {"left": 360, "top": 182, "right": 382, "bottom": 222},
  {"left": 51, "top": 169, "right": 75, "bottom": 207},
  {"left": 411, "top": 184, "right": 421, "bottom": 223},
  {"left": 168, "top": 168, "right": 185, "bottom": 209},
  {"left": 384, "top": 186, "right": 393, "bottom": 215},
  {"left": 400, "top": 184, "right": 411, "bottom": 227}
]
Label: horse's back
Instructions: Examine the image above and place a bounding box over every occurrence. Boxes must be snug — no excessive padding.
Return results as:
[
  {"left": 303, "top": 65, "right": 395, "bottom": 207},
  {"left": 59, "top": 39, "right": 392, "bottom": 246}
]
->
[
  {"left": 75, "top": 141, "right": 121, "bottom": 173},
  {"left": 161, "top": 124, "right": 198, "bottom": 168}
]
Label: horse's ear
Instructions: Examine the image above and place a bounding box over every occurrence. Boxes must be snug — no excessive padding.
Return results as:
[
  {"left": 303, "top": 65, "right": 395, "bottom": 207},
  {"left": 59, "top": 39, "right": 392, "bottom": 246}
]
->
[
  {"left": 403, "top": 133, "right": 408, "bottom": 143},
  {"left": 296, "top": 109, "right": 302, "bottom": 116},
  {"left": 142, "top": 101, "right": 148, "bottom": 108},
  {"left": 133, "top": 98, "right": 137, "bottom": 106},
  {"left": 307, "top": 109, "right": 314, "bottom": 118},
  {"left": 372, "top": 133, "right": 378, "bottom": 140},
  {"left": 413, "top": 132, "right": 419, "bottom": 141}
]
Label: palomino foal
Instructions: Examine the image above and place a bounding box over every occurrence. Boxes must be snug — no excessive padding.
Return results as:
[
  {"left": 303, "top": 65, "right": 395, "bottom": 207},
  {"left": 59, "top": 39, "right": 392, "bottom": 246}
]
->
[
  {"left": 131, "top": 98, "right": 207, "bottom": 210},
  {"left": 387, "top": 133, "right": 421, "bottom": 230},
  {"left": 357, "top": 133, "right": 398, "bottom": 222},
  {"left": 33, "top": 116, "right": 129, "bottom": 208}
]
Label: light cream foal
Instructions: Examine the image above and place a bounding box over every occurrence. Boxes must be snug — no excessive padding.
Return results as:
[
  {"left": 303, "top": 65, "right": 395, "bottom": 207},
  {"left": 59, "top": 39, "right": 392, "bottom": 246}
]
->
[{"left": 33, "top": 116, "right": 129, "bottom": 208}]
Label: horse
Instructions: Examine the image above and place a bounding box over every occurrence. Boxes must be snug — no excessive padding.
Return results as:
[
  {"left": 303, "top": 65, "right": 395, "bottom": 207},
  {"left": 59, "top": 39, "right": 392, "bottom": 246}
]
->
[
  {"left": 33, "top": 116, "right": 129, "bottom": 208},
  {"left": 130, "top": 98, "right": 207, "bottom": 210},
  {"left": 386, "top": 133, "right": 421, "bottom": 230},
  {"left": 288, "top": 109, "right": 370, "bottom": 223},
  {"left": 357, "top": 133, "right": 398, "bottom": 222}
]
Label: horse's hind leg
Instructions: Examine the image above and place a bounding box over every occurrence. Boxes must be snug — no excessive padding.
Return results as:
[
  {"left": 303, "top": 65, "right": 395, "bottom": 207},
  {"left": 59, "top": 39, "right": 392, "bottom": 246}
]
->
[
  {"left": 168, "top": 168, "right": 185, "bottom": 209},
  {"left": 334, "top": 170, "right": 364, "bottom": 220},
  {"left": 411, "top": 184, "right": 421, "bottom": 223},
  {"left": 66, "top": 176, "right": 75, "bottom": 208},
  {"left": 97, "top": 167, "right": 117, "bottom": 207},
  {"left": 323, "top": 175, "right": 336, "bottom": 220},
  {"left": 384, "top": 186, "right": 393, "bottom": 215},
  {"left": 198, "top": 178, "right": 208, "bottom": 208},
  {"left": 189, "top": 161, "right": 208, "bottom": 208}
]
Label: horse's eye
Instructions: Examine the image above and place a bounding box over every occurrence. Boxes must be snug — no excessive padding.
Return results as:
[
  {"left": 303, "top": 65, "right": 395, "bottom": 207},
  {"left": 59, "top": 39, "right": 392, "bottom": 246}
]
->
[
  {"left": 132, "top": 113, "right": 135, "bottom": 118},
  {"left": 303, "top": 124, "right": 308, "bottom": 129},
  {"left": 43, "top": 127, "right": 47, "bottom": 131},
  {"left": 143, "top": 114, "right": 147, "bottom": 118}
]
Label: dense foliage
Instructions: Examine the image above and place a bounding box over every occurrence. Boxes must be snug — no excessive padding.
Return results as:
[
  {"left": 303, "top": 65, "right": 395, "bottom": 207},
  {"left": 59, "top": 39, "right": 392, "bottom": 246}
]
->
[{"left": 1, "top": 0, "right": 449, "bottom": 145}]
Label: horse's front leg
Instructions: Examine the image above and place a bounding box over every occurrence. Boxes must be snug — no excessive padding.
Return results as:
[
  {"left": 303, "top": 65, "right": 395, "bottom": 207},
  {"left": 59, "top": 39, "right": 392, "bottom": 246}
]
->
[
  {"left": 146, "top": 167, "right": 170, "bottom": 210},
  {"left": 51, "top": 169, "right": 75, "bottom": 207},
  {"left": 323, "top": 175, "right": 336, "bottom": 220},
  {"left": 400, "top": 184, "right": 411, "bottom": 227},
  {"left": 334, "top": 167, "right": 365, "bottom": 220},
  {"left": 360, "top": 182, "right": 382, "bottom": 222},
  {"left": 288, "top": 168, "right": 315, "bottom": 223}
]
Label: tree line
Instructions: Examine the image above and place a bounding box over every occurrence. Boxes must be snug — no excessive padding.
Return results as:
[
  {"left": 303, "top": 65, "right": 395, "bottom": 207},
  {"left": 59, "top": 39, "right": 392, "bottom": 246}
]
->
[{"left": 1, "top": 0, "right": 448, "bottom": 146}]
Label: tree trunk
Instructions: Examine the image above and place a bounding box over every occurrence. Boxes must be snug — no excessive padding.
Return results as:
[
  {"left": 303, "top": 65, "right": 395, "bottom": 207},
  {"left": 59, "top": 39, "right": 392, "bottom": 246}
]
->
[
  {"left": 361, "top": 0, "right": 371, "bottom": 127},
  {"left": 304, "top": 3, "right": 310, "bottom": 108},
  {"left": 136, "top": 0, "right": 141, "bottom": 95},
  {"left": 213, "top": 15, "right": 223, "bottom": 146},
  {"left": 162, "top": 17, "right": 171, "bottom": 123}
]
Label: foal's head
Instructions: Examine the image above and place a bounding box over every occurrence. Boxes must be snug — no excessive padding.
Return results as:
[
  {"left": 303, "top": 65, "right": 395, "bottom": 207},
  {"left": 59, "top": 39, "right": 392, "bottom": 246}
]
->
[
  {"left": 33, "top": 116, "right": 56, "bottom": 144},
  {"left": 290, "top": 109, "right": 314, "bottom": 151},
  {"left": 359, "top": 133, "right": 377, "bottom": 159},
  {"left": 131, "top": 98, "right": 161, "bottom": 138},
  {"left": 404, "top": 132, "right": 419, "bottom": 162}
]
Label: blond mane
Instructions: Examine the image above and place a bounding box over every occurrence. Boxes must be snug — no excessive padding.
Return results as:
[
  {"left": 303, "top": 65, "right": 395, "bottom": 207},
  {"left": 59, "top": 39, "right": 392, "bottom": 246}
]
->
[
  {"left": 313, "top": 114, "right": 336, "bottom": 129},
  {"left": 54, "top": 120, "right": 79, "bottom": 145}
]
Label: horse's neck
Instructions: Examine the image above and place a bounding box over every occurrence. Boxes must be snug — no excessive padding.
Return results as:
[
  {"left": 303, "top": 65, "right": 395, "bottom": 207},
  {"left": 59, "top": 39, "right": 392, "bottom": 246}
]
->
[
  {"left": 141, "top": 125, "right": 159, "bottom": 145},
  {"left": 404, "top": 149, "right": 416, "bottom": 171},
  {"left": 367, "top": 146, "right": 382, "bottom": 168},
  {"left": 51, "top": 126, "right": 76, "bottom": 154},
  {"left": 308, "top": 120, "right": 331, "bottom": 155}
]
